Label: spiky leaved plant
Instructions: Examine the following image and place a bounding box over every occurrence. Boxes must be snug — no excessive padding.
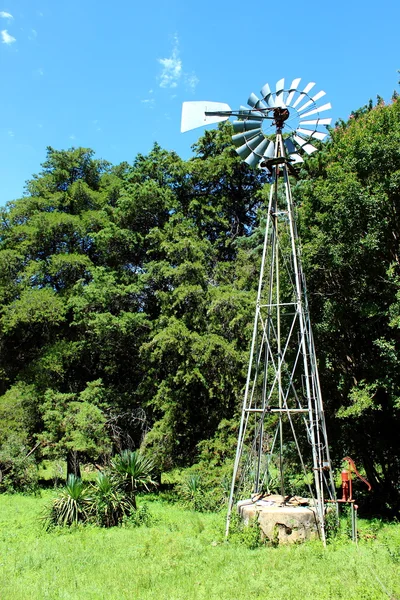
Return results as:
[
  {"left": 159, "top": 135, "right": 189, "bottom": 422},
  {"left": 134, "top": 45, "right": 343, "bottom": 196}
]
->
[
  {"left": 110, "top": 450, "right": 157, "bottom": 509},
  {"left": 91, "top": 471, "right": 132, "bottom": 527},
  {"left": 45, "top": 474, "right": 91, "bottom": 528}
]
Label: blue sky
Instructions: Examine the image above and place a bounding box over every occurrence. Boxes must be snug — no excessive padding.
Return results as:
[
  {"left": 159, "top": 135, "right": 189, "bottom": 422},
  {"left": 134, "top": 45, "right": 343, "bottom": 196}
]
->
[{"left": 0, "top": 0, "right": 399, "bottom": 205}]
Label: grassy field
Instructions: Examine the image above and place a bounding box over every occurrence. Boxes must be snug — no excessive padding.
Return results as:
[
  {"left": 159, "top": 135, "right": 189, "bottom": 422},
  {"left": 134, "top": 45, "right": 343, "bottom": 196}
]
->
[{"left": 0, "top": 491, "right": 399, "bottom": 600}]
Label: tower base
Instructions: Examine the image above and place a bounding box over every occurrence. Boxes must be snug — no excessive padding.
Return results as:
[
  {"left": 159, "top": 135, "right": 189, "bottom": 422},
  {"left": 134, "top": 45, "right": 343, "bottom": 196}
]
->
[{"left": 238, "top": 496, "right": 319, "bottom": 544}]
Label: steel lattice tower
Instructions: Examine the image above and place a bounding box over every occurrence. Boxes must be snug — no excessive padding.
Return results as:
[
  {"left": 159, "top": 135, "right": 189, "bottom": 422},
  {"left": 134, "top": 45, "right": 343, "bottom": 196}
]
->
[{"left": 181, "top": 78, "right": 337, "bottom": 544}]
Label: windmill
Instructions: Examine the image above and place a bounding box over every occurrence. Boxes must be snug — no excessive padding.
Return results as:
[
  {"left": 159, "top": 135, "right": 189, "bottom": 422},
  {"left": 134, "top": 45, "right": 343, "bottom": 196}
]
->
[{"left": 181, "top": 78, "right": 337, "bottom": 545}]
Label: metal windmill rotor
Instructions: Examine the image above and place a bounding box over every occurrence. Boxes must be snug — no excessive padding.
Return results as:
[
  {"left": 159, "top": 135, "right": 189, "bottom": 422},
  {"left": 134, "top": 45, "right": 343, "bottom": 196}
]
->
[
  {"left": 181, "top": 77, "right": 332, "bottom": 166},
  {"left": 181, "top": 78, "right": 336, "bottom": 546}
]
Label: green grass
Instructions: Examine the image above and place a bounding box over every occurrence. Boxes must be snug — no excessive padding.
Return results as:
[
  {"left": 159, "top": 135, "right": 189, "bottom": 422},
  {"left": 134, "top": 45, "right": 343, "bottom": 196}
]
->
[{"left": 0, "top": 492, "right": 399, "bottom": 600}]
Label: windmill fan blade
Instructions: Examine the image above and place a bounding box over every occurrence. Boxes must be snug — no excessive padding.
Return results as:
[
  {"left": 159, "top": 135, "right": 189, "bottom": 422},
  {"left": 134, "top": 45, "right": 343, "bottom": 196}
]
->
[
  {"left": 293, "top": 135, "right": 317, "bottom": 154},
  {"left": 245, "top": 138, "right": 271, "bottom": 167},
  {"left": 233, "top": 120, "right": 263, "bottom": 133},
  {"left": 260, "top": 83, "right": 276, "bottom": 107},
  {"left": 300, "top": 118, "right": 332, "bottom": 126},
  {"left": 300, "top": 103, "right": 332, "bottom": 119},
  {"left": 293, "top": 135, "right": 318, "bottom": 154},
  {"left": 286, "top": 78, "right": 301, "bottom": 106},
  {"left": 263, "top": 141, "right": 275, "bottom": 159},
  {"left": 275, "top": 78, "right": 286, "bottom": 107},
  {"left": 248, "top": 93, "right": 267, "bottom": 110},
  {"left": 236, "top": 133, "right": 266, "bottom": 160},
  {"left": 297, "top": 128, "right": 327, "bottom": 141},
  {"left": 297, "top": 90, "right": 327, "bottom": 114},
  {"left": 232, "top": 130, "right": 262, "bottom": 148},
  {"left": 292, "top": 82, "right": 316, "bottom": 108},
  {"left": 245, "top": 153, "right": 259, "bottom": 168},
  {"left": 302, "top": 144, "right": 318, "bottom": 155},
  {"left": 290, "top": 154, "right": 304, "bottom": 164},
  {"left": 181, "top": 101, "right": 231, "bottom": 132},
  {"left": 284, "top": 138, "right": 297, "bottom": 155}
]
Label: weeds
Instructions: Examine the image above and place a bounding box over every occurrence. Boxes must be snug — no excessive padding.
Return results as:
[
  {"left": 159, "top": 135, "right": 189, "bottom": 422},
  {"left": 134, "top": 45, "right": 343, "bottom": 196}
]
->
[
  {"left": 228, "top": 512, "right": 268, "bottom": 549},
  {"left": 123, "top": 503, "right": 157, "bottom": 528},
  {"left": 176, "top": 471, "right": 226, "bottom": 512}
]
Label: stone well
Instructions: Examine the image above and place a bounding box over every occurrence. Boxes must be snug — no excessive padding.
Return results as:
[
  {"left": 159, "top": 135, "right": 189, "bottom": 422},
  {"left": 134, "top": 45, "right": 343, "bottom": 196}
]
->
[{"left": 238, "top": 494, "right": 319, "bottom": 544}]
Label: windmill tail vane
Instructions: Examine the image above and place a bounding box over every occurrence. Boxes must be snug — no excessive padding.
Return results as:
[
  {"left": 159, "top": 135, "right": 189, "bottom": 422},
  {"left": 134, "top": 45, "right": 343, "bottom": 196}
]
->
[{"left": 181, "top": 77, "right": 337, "bottom": 546}]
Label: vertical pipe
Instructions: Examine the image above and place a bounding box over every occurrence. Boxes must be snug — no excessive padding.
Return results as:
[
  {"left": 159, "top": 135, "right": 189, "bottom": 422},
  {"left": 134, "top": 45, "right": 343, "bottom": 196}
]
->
[{"left": 274, "top": 142, "right": 284, "bottom": 497}]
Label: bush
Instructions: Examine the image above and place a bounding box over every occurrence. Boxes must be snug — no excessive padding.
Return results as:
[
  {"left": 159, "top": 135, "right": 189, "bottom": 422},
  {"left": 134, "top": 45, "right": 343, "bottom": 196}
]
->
[
  {"left": 123, "top": 503, "right": 156, "bottom": 528},
  {"left": 90, "top": 472, "right": 132, "bottom": 527},
  {"left": 44, "top": 474, "right": 91, "bottom": 528},
  {"left": 0, "top": 434, "right": 39, "bottom": 494},
  {"left": 176, "top": 471, "right": 225, "bottom": 512},
  {"left": 43, "top": 450, "right": 158, "bottom": 530},
  {"left": 110, "top": 450, "right": 157, "bottom": 509}
]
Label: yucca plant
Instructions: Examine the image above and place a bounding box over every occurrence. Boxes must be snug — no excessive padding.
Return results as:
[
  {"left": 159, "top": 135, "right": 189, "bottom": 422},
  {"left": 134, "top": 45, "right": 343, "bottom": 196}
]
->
[
  {"left": 91, "top": 472, "right": 131, "bottom": 527},
  {"left": 181, "top": 473, "right": 203, "bottom": 500},
  {"left": 111, "top": 450, "right": 157, "bottom": 509},
  {"left": 45, "top": 474, "right": 91, "bottom": 528}
]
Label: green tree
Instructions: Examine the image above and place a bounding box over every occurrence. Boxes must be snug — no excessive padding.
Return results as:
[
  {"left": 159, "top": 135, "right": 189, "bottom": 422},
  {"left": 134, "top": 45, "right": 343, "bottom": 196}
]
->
[{"left": 296, "top": 96, "right": 400, "bottom": 513}]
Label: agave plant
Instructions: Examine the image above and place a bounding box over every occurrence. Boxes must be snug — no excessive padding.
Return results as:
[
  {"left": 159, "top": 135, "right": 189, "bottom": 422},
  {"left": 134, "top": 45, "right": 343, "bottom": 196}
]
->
[
  {"left": 91, "top": 471, "right": 132, "bottom": 527},
  {"left": 111, "top": 450, "right": 157, "bottom": 509},
  {"left": 45, "top": 474, "right": 91, "bottom": 528}
]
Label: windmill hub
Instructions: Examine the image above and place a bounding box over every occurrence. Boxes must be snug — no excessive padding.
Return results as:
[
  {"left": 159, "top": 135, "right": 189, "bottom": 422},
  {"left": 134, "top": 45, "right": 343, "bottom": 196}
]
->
[{"left": 272, "top": 107, "right": 290, "bottom": 130}]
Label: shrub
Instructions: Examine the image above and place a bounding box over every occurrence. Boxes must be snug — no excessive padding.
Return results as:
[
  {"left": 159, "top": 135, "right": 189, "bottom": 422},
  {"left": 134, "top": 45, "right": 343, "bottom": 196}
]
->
[
  {"left": 123, "top": 503, "right": 156, "bottom": 528},
  {"left": 0, "top": 434, "right": 39, "bottom": 494},
  {"left": 176, "top": 471, "right": 225, "bottom": 512},
  {"left": 44, "top": 474, "right": 91, "bottom": 528},
  {"left": 90, "top": 472, "right": 132, "bottom": 527},
  {"left": 110, "top": 450, "right": 157, "bottom": 509}
]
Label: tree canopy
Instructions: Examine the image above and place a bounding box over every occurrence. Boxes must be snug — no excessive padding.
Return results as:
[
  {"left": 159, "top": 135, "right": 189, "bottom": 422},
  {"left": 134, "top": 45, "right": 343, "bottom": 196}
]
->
[{"left": 0, "top": 97, "right": 399, "bottom": 513}]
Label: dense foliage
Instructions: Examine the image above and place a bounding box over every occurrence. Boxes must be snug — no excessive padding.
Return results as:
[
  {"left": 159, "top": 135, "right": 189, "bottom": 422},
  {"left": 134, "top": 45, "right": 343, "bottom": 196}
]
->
[
  {"left": 296, "top": 97, "right": 400, "bottom": 513},
  {"left": 0, "top": 128, "right": 266, "bottom": 481},
  {"left": 0, "top": 96, "right": 399, "bottom": 514}
]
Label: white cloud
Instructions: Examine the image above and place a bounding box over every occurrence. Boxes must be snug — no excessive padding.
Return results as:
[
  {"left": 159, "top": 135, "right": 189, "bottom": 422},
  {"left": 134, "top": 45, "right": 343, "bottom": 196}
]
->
[
  {"left": 185, "top": 73, "right": 199, "bottom": 92},
  {"left": 69, "top": 134, "right": 76, "bottom": 140},
  {"left": 0, "top": 11, "right": 13, "bottom": 19},
  {"left": 8, "top": 130, "right": 14, "bottom": 137},
  {"left": 141, "top": 98, "right": 155, "bottom": 108},
  {"left": 158, "top": 35, "right": 182, "bottom": 88},
  {"left": 157, "top": 35, "right": 199, "bottom": 94},
  {"left": 1, "top": 29, "right": 16, "bottom": 44},
  {"left": 28, "top": 29, "right": 37, "bottom": 40}
]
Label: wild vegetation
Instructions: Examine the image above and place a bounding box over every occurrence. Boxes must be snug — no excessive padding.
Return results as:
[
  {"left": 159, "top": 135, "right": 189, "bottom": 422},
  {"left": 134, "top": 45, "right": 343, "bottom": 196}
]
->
[
  {"left": 44, "top": 450, "right": 157, "bottom": 528},
  {"left": 0, "top": 92, "right": 400, "bottom": 522},
  {"left": 1, "top": 492, "right": 400, "bottom": 600}
]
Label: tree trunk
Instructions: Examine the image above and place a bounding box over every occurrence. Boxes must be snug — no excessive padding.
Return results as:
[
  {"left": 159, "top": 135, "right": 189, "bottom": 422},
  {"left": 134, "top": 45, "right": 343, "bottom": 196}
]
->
[{"left": 66, "top": 450, "right": 81, "bottom": 480}]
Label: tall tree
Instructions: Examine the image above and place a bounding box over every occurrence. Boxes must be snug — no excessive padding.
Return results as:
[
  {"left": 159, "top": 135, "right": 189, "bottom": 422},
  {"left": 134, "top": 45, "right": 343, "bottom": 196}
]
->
[{"left": 296, "top": 96, "right": 400, "bottom": 512}]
